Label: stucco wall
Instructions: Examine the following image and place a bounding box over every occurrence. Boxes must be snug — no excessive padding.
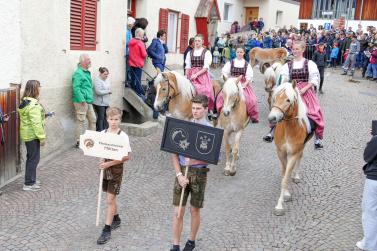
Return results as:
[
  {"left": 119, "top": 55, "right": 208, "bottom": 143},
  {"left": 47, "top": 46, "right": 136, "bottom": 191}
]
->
[
  {"left": 20, "top": 0, "right": 126, "bottom": 155},
  {"left": 0, "top": 1, "right": 22, "bottom": 88},
  {"left": 217, "top": 0, "right": 245, "bottom": 35}
]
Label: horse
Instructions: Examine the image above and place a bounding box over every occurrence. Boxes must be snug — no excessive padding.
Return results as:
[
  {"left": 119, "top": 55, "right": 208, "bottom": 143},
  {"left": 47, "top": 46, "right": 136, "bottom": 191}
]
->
[
  {"left": 249, "top": 47, "right": 288, "bottom": 67},
  {"left": 153, "top": 71, "right": 223, "bottom": 121},
  {"left": 217, "top": 76, "right": 250, "bottom": 176},
  {"left": 262, "top": 61, "right": 284, "bottom": 109},
  {"left": 153, "top": 71, "right": 196, "bottom": 120},
  {"left": 267, "top": 81, "right": 313, "bottom": 216}
]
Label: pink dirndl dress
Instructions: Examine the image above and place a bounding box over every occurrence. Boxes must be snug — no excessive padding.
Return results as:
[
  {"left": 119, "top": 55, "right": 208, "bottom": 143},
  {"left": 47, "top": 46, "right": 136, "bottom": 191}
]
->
[
  {"left": 187, "top": 49, "right": 215, "bottom": 110},
  {"left": 289, "top": 60, "right": 324, "bottom": 139},
  {"left": 216, "top": 60, "right": 259, "bottom": 122}
]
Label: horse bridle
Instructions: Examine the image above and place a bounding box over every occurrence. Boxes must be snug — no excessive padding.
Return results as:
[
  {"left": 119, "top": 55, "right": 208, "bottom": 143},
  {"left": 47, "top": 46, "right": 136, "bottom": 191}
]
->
[
  {"left": 159, "top": 77, "right": 180, "bottom": 112},
  {"left": 271, "top": 93, "right": 297, "bottom": 122}
]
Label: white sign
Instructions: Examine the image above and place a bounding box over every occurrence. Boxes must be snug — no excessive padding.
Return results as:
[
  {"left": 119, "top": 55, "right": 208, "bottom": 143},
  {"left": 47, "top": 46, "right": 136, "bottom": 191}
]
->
[
  {"left": 79, "top": 130, "right": 131, "bottom": 160},
  {"left": 322, "top": 11, "right": 333, "bottom": 15}
]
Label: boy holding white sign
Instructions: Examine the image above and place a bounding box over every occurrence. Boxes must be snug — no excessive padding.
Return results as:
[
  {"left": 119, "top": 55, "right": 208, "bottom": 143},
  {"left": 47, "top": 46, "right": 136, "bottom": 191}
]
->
[
  {"left": 170, "top": 95, "right": 212, "bottom": 251},
  {"left": 97, "top": 107, "right": 131, "bottom": 245}
]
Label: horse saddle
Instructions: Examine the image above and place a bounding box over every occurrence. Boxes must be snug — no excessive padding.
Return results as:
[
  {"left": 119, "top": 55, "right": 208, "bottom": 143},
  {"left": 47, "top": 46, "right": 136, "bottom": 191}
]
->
[{"left": 304, "top": 118, "right": 317, "bottom": 144}]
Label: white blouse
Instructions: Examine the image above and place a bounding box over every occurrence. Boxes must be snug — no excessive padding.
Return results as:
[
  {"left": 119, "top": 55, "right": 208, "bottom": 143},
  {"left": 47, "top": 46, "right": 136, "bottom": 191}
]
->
[
  {"left": 185, "top": 47, "right": 212, "bottom": 69},
  {"left": 222, "top": 58, "right": 253, "bottom": 82},
  {"left": 280, "top": 58, "right": 319, "bottom": 87}
]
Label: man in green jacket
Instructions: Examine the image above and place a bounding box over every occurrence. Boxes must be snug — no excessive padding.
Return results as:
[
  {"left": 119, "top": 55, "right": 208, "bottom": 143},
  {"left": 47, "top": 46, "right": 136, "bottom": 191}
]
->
[{"left": 72, "top": 54, "right": 96, "bottom": 147}]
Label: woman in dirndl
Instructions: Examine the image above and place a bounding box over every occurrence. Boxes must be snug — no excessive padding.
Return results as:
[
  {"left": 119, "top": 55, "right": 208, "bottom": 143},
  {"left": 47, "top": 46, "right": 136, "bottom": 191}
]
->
[
  {"left": 263, "top": 40, "right": 325, "bottom": 149},
  {"left": 217, "top": 45, "right": 259, "bottom": 123},
  {"left": 185, "top": 34, "right": 214, "bottom": 111}
]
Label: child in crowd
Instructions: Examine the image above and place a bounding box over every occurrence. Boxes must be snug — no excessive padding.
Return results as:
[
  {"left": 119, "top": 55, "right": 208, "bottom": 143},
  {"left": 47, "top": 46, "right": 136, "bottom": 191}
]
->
[
  {"left": 222, "top": 46, "right": 231, "bottom": 64},
  {"left": 312, "top": 42, "right": 327, "bottom": 94},
  {"left": 212, "top": 47, "right": 220, "bottom": 68},
  {"left": 18, "top": 80, "right": 46, "bottom": 192},
  {"left": 97, "top": 107, "right": 131, "bottom": 245},
  {"left": 330, "top": 43, "right": 340, "bottom": 68}
]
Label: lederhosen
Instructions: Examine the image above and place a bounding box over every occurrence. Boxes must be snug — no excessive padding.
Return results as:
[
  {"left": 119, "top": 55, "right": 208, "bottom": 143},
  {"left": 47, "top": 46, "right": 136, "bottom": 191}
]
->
[
  {"left": 102, "top": 129, "right": 124, "bottom": 195},
  {"left": 230, "top": 60, "right": 248, "bottom": 82},
  {"left": 190, "top": 49, "right": 207, "bottom": 68},
  {"left": 288, "top": 59, "right": 309, "bottom": 83}
]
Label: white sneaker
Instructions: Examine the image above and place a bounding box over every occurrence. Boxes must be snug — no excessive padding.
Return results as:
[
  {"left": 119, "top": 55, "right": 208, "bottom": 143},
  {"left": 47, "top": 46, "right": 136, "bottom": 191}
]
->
[
  {"left": 356, "top": 241, "right": 364, "bottom": 250},
  {"left": 35, "top": 180, "right": 41, "bottom": 185},
  {"left": 23, "top": 184, "right": 41, "bottom": 191}
]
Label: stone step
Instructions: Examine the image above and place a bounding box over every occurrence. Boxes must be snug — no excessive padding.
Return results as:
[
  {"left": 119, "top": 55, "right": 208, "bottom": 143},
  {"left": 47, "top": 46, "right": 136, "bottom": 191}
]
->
[
  {"left": 123, "top": 87, "right": 153, "bottom": 121},
  {"left": 120, "top": 121, "right": 160, "bottom": 137}
]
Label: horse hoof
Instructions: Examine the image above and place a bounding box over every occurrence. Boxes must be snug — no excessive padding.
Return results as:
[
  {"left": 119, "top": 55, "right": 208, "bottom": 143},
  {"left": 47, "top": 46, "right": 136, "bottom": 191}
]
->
[
  {"left": 292, "top": 177, "right": 301, "bottom": 184},
  {"left": 224, "top": 170, "right": 230, "bottom": 176},
  {"left": 283, "top": 195, "right": 292, "bottom": 202},
  {"left": 229, "top": 171, "right": 236, "bottom": 176},
  {"left": 274, "top": 208, "right": 285, "bottom": 216}
]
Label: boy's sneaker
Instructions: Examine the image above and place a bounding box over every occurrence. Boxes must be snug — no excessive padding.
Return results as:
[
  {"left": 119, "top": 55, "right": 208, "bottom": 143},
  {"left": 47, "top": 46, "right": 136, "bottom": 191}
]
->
[
  {"left": 23, "top": 184, "right": 41, "bottom": 191},
  {"left": 183, "top": 240, "right": 196, "bottom": 251},
  {"left": 97, "top": 228, "right": 111, "bottom": 245},
  {"left": 341, "top": 72, "right": 347, "bottom": 75},
  {"left": 111, "top": 219, "right": 121, "bottom": 230},
  {"left": 355, "top": 241, "right": 364, "bottom": 250},
  {"left": 170, "top": 245, "right": 180, "bottom": 251}
]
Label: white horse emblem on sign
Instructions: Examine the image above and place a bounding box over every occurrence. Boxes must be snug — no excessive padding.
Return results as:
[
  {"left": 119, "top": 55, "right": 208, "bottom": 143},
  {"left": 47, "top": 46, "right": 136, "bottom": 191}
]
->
[{"left": 195, "top": 131, "right": 215, "bottom": 155}]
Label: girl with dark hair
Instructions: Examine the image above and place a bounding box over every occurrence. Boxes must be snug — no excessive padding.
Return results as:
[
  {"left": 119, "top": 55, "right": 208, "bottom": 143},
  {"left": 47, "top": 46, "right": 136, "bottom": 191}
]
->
[
  {"left": 18, "top": 80, "right": 46, "bottom": 191},
  {"left": 93, "top": 67, "right": 112, "bottom": 131}
]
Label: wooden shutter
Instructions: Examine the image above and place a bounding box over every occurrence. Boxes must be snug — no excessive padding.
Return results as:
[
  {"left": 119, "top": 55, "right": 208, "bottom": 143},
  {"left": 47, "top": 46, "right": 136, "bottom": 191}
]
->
[
  {"left": 179, "top": 14, "right": 189, "bottom": 54},
  {"left": 83, "top": 0, "right": 97, "bottom": 50},
  {"left": 70, "top": 0, "right": 82, "bottom": 50},
  {"left": 299, "top": 0, "right": 313, "bottom": 19},
  {"left": 70, "top": 0, "right": 97, "bottom": 50},
  {"left": 159, "top": 8, "right": 168, "bottom": 33}
]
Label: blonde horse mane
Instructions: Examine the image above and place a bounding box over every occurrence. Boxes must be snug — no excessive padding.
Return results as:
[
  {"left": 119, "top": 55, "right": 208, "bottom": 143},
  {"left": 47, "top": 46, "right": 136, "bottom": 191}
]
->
[
  {"left": 154, "top": 71, "right": 196, "bottom": 100},
  {"left": 223, "top": 77, "right": 245, "bottom": 101},
  {"left": 272, "top": 82, "right": 309, "bottom": 127}
]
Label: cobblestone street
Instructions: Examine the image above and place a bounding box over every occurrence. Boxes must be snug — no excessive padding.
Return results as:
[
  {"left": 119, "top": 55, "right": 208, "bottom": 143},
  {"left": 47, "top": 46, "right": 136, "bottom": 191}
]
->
[{"left": 1, "top": 67, "right": 376, "bottom": 251}]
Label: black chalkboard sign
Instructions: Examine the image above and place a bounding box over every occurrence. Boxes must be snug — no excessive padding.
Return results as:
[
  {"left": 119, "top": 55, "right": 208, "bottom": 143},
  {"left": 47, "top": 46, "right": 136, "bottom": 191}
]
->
[{"left": 160, "top": 117, "right": 224, "bottom": 165}]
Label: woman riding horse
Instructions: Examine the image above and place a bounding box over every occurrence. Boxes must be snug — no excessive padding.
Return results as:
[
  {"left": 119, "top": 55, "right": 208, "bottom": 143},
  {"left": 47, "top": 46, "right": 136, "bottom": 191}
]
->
[
  {"left": 185, "top": 34, "right": 214, "bottom": 111},
  {"left": 217, "top": 45, "right": 259, "bottom": 123},
  {"left": 263, "top": 40, "right": 325, "bottom": 149}
]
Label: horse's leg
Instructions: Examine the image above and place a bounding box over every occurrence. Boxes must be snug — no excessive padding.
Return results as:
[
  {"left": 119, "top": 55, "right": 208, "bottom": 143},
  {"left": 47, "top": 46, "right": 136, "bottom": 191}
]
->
[
  {"left": 229, "top": 130, "right": 243, "bottom": 176},
  {"left": 223, "top": 131, "right": 232, "bottom": 176},
  {"left": 274, "top": 154, "right": 299, "bottom": 216},
  {"left": 277, "top": 150, "right": 287, "bottom": 177},
  {"left": 292, "top": 150, "right": 303, "bottom": 184}
]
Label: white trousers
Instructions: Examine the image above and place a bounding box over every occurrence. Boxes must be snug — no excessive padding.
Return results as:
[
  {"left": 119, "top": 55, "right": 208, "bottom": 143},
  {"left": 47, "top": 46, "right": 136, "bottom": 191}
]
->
[{"left": 360, "top": 178, "right": 377, "bottom": 251}]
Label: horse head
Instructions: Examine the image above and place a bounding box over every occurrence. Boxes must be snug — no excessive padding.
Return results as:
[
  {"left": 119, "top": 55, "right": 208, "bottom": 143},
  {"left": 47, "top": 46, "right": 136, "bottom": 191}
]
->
[
  {"left": 268, "top": 81, "right": 307, "bottom": 126},
  {"left": 222, "top": 76, "right": 244, "bottom": 117},
  {"left": 153, "top": 72, "right": 178, "bottom": 113}
]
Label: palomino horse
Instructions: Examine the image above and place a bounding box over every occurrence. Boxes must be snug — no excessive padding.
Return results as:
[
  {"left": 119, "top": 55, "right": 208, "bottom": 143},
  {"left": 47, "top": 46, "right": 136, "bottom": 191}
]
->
[
  {"left": 217, "top": 76, "right": 249, "bottom": 176},
  {"left": 262, "top": 61, "right": 284, "bottom": 109},
  {"left": 153, "top": 71, "right": 222, "bottom": 121},
  {"left": 153, "top": 71, "right": 196, "bottom": 120},
  {"left": 268, "top": 81, "right": 312, "bottom": 216},
  {"left": 249, "top": 47, "right": 288, "bottom": 67}
]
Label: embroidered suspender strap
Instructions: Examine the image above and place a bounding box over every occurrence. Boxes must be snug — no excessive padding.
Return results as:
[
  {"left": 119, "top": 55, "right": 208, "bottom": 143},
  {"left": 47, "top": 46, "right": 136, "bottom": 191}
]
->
[
  {"left": 288, "top": 61, "right": 293, "bottom": 82},
  {"left": 230, "top": 60, "right": 235, "bottom": 73},
  {"left": 304, "top": 59, "right": 309, "bottom": 78},
  {"left": 243, "top": 61, "right": 248, "bottom": 75}
]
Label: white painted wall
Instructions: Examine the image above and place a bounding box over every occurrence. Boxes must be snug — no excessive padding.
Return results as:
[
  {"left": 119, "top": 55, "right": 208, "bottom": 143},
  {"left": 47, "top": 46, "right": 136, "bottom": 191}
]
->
[
  {"left": 18, "top": 0, "right": 126, "bottom": 154},
  {"left": 298, "top": 19, "right": 377, "bottom": 32},
  {"left": 217, "top": 0, "right": 245, "bottom": 35},
  {"left": 243, "top": 0, "right": 299, "bottom": 31},
  {"left": 0, "top": 1, "right": 22, "bottom": 88}
]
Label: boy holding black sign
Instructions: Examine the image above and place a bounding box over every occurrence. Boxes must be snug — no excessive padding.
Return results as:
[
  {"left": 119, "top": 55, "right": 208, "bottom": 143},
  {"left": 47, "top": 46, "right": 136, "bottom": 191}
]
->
[
  {"left": 170, "top": 95, "right": 211, "bottom": 251},
  {"left": 96, "top": 107, "right": 131, "bottom": 245}
]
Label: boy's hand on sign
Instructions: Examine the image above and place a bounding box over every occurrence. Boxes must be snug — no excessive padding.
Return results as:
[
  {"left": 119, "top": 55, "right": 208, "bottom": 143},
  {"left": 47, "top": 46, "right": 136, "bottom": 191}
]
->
[
  {"left": 99, "top": 162, "right": 112, "bottom": 170},
  {"left": 178, "top": 175, "right": 189, "bottom": 188}
]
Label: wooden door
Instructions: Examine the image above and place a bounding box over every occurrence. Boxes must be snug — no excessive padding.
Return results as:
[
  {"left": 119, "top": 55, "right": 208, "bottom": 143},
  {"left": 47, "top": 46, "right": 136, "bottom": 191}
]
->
[{"left": 245, "top": 7, "right": 259, "bottom": 24}]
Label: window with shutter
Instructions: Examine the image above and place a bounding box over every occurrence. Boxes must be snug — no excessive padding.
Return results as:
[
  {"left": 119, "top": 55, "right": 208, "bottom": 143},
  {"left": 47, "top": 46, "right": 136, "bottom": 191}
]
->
[
  {"left": 179, "top": 14, "right": 189, "bottom": 54},
  {"left": 159, "top": 8, "right": 169, "bottom": 34},
  {"left": 70, "top": 0, "right": 97, "bottom": 50}
]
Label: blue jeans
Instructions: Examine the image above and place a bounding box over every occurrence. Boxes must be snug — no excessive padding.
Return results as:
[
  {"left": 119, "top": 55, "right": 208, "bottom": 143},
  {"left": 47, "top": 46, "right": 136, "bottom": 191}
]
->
[
  {"left": 130, "top": 67, "right": 145, "bottom": 98},
  {"left": 360, "top": 179, "right": 377, "bottom": 251},
  {"left": 366, "top": 63, "right": 377, "bottom": 78},
  {"left": 93, "top": 105, "right": 109, "bottom": 131}
]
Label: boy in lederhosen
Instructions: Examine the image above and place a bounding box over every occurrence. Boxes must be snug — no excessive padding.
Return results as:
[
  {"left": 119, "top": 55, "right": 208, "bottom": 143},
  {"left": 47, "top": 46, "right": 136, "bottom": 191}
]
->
[
  {"left": 97, "top": 107, "right": 131, "bottom": 245},
  {"left": 170, "top": 95, "right": 212, "bottom": 251}
]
